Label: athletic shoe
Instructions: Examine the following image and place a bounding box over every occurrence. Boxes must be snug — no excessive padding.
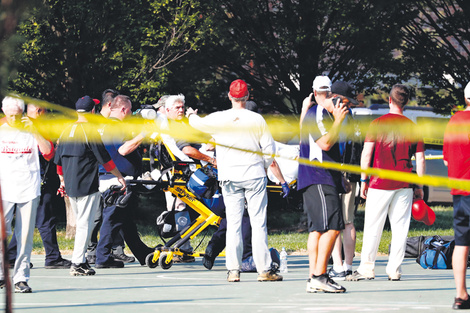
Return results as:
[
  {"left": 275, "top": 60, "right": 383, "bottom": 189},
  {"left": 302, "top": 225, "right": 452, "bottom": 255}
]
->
[
  {"left": 70, "top": 262, "right": 96, "bottom": 276},
  {"left": 454, "top": 296, "right": 470, "bottom": 310},
  {"left": 86, "top": 255, "right": 96, "bottom": 265},
  {"left": 306, "top": 274, "right": 346, "bottom": 293},
  {"left": 111, "top": 252, "right": 135, "bottom": 263},
  {"left": 345, "top": 270, "right": 374, "bottom": 281},
  {"left": 388, "top": 275, "right": 401, "bottom": 281},
  {"left": 14, "top": 281, "right": 32, "bottom": 293},
  {"left": 45, "top": 258, "right": 72, "bottom": 269},
  {"left": 95, "top": 259, "right": 124, "bottom": 268},
  {"left": 0, "top": 280, "right": 5, "bottom": 289},
  {"left": 227, "top": 270, "right": 240, "bottom": 282},
  {"left": 345, "top": 270, "right": 353, "bottom": 277},
  {"left": 327, "top": 268, "right": 347, "bottom": 281},
  {"left": 258, "top": 269, "right": 283, "bottom": 282}
]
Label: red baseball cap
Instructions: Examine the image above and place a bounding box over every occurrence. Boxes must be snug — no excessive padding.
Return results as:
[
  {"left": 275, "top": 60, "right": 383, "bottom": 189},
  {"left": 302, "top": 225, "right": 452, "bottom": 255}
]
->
[{"left": 229, "top": 79, "right": 249, "bottom": 98}]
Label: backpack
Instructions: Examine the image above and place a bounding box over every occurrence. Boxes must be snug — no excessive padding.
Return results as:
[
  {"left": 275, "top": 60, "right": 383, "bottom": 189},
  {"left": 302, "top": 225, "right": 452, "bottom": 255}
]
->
[{"left": 417, "top": 235, "right": 455, "bottom": 269}]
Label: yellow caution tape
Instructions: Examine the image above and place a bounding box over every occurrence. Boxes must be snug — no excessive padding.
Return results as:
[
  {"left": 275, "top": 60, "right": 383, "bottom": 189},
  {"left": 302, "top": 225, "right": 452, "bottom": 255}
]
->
[{"left": 3, "top": 94, "right": 468, "bottom": 191}]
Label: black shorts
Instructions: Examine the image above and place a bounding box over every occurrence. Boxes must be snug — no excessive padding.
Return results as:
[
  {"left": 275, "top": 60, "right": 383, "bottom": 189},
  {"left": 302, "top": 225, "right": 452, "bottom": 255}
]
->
[
  {"left": 453, "top": 195, "right": 470, "bottom": 246},
  {"left": 303, "top": 184, "right": 344, "bottom": 232}
]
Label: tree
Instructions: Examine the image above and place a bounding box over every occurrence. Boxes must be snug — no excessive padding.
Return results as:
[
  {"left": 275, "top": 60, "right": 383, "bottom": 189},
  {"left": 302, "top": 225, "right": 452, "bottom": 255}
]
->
[
  {"left": 9, "top": 0, "right": 210, "bottom": 108},
  {"left": 0, "top": 0, "right": 41, "bottom": 94},
  {"left": 181, "top": 0, "right": 418, "bottom": 114},
  {"left": 400, "top": 0, "right": 470, "bottom": 113}
]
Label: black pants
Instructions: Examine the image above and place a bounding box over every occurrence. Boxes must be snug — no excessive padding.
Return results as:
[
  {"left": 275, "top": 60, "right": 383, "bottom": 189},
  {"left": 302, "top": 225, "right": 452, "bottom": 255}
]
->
[
  {"left": 206, "top": 209, "right": 252, "bottom": 260},
  {"left": 96, "top": 192, "right": 153, "bottom": 265}
]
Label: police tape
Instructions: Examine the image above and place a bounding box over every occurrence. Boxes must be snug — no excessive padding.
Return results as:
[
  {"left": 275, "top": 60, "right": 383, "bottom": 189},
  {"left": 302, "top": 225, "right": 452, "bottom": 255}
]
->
[{"left": 4, "top": 94, "right": 468, "bottom": 191}]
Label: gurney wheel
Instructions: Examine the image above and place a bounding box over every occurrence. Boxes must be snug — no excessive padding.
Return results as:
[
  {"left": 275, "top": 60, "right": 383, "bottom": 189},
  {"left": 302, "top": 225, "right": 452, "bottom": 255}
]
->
[
  {"left": 159, "top": 252, "right": 173, "bottom": 270},
  {"left": 145, "top": 253, "right": 159, "bottom": 269}
]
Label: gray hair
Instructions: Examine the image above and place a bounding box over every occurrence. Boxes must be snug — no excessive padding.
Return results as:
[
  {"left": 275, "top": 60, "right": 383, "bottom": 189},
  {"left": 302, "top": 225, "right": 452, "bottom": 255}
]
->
[
  {"left": 165, "top": 94, "right": 185, "bottom": 109},
  {"left": 2, "top": 96, "right": 25, "bottom": 112}
]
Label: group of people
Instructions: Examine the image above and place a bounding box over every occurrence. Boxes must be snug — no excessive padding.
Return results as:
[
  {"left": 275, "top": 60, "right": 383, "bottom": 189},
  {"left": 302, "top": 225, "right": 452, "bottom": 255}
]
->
[
  {"left": 1, "top": 77, "right": 470, "bottom": 310},
  {"left": 299, "top": 78, "right": 426, "bottom": 293}
]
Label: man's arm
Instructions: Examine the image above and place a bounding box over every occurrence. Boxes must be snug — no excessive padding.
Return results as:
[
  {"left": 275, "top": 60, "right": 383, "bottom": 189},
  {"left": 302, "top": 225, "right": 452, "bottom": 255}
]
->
[
  {"left": 109, "top": 166, "right": 127, "bottom": 190},
  {"left": 360, "top": 141, "right": 375, "bottom": 199},
  {"left": 299, "top": 94, "right": 314, "bottom": 126},
  {"left": 182, "top": 145, "right": 216, "bottom": 167},
  {"left": 315, "top": 101, "right": 348, "bottom": 151},
  {"left": 23, "top": 116, "right": 54, "bottom": 159},
  {"left": 269, "top": 160, "right": 290, "bottom": 198},
  {"left": 259, "top": 120, "right": 275, "bottom": 168},
  {"left": 414, "top": 151, "right": 426, "bottom": 199},
  {"left": 118, "top": 133, "right": 144, "bottom": 156}
]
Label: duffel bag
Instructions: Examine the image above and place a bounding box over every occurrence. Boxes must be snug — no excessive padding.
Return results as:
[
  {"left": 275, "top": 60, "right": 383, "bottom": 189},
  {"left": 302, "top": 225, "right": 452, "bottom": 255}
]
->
[{"left": 417, "top": 235, "right": 455, "bottom": 269}]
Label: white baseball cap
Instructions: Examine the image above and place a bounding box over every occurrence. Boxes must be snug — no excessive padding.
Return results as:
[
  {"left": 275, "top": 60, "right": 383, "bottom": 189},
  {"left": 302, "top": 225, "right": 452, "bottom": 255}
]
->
[
  {"left": 312, "top": 76, "right": 331, "bottom": 92},
  {"left": 465, "top": 82, "right": 470, "bottom": 99}
]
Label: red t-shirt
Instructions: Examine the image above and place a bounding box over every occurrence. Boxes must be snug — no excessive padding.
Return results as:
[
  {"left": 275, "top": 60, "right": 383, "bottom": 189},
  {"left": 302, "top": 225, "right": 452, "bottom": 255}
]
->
[
  {"left": 443, "top": 110, "right": 470, "bottom": 196},
  {"left": 365, "top": 113, "right": 425, "bottom": 190}
]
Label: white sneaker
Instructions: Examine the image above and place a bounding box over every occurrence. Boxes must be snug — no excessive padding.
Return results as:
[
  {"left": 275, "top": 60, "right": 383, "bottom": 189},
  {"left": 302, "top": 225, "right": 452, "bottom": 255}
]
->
[{"left": 306, "top": 274, "right": 346, "bottom": 293}]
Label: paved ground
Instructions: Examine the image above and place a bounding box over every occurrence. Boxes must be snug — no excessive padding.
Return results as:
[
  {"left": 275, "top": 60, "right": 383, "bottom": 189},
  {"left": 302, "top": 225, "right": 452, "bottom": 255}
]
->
[{"left": 0, "top": 254, "right": 462, "bottom": 312}]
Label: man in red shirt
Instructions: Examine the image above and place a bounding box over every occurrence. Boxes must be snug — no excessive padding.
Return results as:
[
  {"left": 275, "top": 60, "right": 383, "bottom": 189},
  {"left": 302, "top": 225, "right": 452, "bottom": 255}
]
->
[
  {"left": 443, "top": 82, "right": 470, "bottom": 310},
  {"left": 347, "top": 84, "right": 425, "bottom": 281}
]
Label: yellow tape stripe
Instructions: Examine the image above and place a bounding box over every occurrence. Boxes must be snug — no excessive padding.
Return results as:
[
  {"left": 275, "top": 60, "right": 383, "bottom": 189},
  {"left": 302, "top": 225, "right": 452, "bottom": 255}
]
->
[{"left": 5, "top": 94, "right": 467, "bottom": 191}]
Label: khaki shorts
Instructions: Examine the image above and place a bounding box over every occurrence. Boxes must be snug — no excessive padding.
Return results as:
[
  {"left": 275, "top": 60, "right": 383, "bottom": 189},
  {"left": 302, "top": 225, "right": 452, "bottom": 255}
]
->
[{"left": 341, "top": 182, "right": 357, "bottom": 224}]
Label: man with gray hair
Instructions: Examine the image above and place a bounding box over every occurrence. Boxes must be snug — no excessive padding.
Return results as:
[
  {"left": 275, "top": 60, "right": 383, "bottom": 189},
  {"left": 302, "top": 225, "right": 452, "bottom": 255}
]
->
[
  {"left": 0, "top": 96, "right": 54, "bottom": 292},
  {"left": 163, "top": 94, "right": 216, "bottom": 262}
]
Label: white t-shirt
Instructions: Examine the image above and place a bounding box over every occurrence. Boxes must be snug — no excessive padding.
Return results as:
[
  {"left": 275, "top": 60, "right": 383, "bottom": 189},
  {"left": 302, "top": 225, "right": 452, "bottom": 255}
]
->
[
  {"left": 0, "top": 122, "right": 41, "bottom": 203},
  {"left": 188, "top": 108, "right": 274, "bottom": 182}
]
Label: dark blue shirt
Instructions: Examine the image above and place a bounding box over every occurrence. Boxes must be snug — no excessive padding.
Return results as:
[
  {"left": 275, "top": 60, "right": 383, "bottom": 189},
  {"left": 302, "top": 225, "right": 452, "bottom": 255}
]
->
[
  {"left": 101, "top": 118, "right": 142, "bottom": 178},
  {"left": 298, "top": 105, "right": 343, "bottom": 191}
]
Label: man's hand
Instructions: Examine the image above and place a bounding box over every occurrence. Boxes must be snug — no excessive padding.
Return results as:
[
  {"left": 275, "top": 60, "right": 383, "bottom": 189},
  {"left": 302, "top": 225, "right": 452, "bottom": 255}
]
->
[
  {"left": 281, "top": 182, "right": 290, "bottom": 198},
  {"left": 21, "top": 116, "right": 33, "bottom": 129},
  {"left": 186, "top": 107, "right": 198, "bottom": 118},
  {"left": 302, "top": 93, "right": 314, "bottom": 112},
  {"left": 331, "top": 98, "right": 349, "bottom": 123},
  {"left": 117, "top": 176, "right": 127, "bottom": 191},
  {"left": 342, "top": 176, "right": 352, "bottom": 194},
  {"left": 57, "top": 184, "right": 66, "bottom": 197},
  {"left": 414, "top": 187, "right": 424, "bottom": 200},
  {"left": 360, "top": 181, "right": 369, "bottom": 199}
]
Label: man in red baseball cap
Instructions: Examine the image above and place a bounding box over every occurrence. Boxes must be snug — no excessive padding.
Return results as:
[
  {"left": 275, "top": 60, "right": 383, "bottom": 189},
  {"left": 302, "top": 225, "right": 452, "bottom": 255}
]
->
[
  {"left": 186, "top": 79, "right": 282, "bottom": 283},
  {"left": 229, "top": 79, "right": 249, "bottom": 98}
]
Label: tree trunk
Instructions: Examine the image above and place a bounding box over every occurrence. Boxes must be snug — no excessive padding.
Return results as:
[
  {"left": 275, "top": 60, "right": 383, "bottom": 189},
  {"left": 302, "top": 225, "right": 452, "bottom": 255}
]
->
[{"left": 64, "top": 196, "right": 76, "bottom": 239}]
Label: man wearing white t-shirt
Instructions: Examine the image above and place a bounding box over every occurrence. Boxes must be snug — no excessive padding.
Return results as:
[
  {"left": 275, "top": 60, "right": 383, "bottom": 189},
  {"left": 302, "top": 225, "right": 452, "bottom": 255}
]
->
[
  {"left": 0, "top": 96, "right": 54, "bottom": 293},
  {"left": 186, "top": 79, "right": 282, "bottom": 282}
]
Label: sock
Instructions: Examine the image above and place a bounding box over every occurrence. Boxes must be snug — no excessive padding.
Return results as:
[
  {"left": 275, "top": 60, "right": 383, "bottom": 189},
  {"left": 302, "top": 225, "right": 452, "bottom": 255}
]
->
[
  {"left": 344, "top": 263, "right": 353, "bottom": 271},
  {"left": 333, "top": 264, "right": 344, "bottom": 273}
]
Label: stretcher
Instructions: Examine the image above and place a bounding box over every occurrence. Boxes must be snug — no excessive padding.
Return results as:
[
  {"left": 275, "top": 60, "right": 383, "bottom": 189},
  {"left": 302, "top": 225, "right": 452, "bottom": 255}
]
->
[
  {"left": 139, "top": 141, "right": 297, "bottom": 270},
  {"left": 140, "top": 142, "right": 223, "bottom": 270}
]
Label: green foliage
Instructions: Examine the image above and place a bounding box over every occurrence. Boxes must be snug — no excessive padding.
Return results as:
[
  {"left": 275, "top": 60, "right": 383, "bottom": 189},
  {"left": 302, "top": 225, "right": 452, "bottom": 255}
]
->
[
  {"left": 9, "top": 0, "right": 210, "bottom": 108},
  {"left": 400, "top": 0, "right": 470, "bottom": 113},
  {"left": 182, "top": 0, "right": 416, "bottom": 114},
  {"left": 7, "top": 0, "right": 470, "bottom": 116}
]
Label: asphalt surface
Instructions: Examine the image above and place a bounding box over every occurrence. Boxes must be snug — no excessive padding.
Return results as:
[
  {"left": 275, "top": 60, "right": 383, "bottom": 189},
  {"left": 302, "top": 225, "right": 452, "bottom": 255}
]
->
[{"left": 0, "top": 254, "right": 462, "bottom": 312}]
